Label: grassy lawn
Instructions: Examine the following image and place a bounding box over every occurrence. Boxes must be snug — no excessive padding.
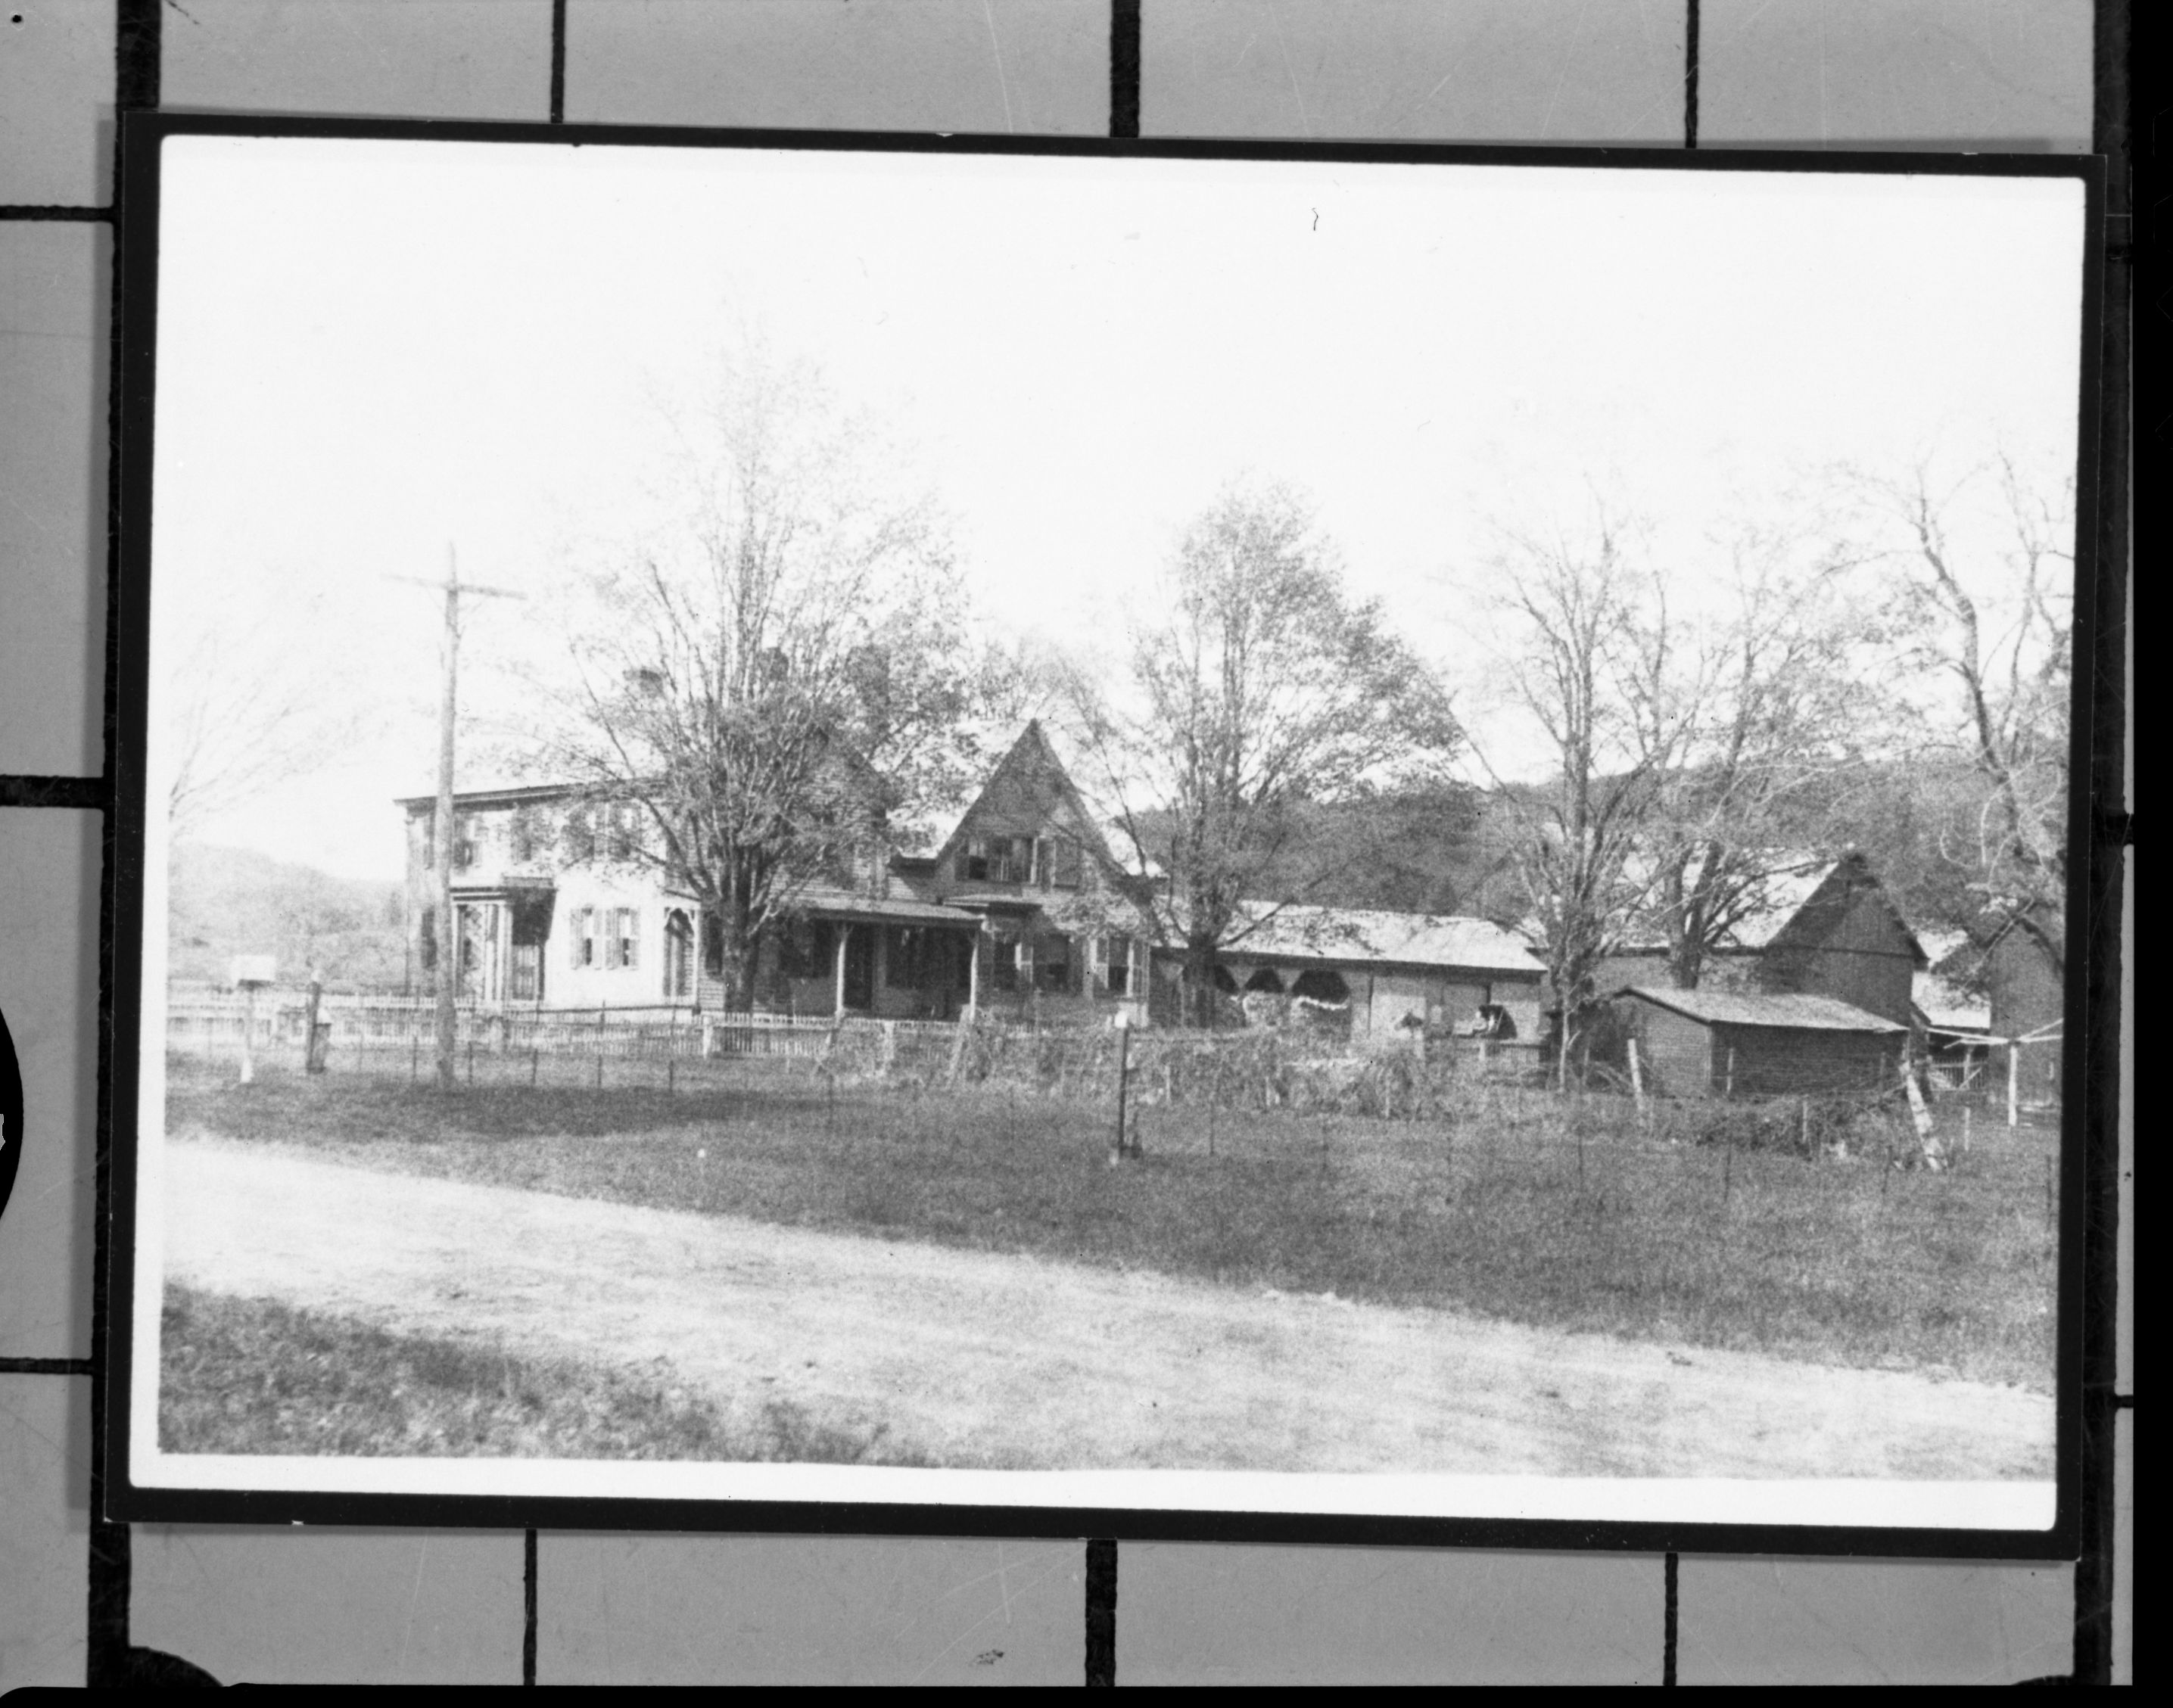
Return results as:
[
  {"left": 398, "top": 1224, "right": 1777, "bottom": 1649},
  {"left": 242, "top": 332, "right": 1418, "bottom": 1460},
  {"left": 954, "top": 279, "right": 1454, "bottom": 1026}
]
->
[
  {"left": 164, "top": 1055, "right": 2060, "bottom": 1392},
  {"left": 160, "top": 1282, "right": 930, "bottom": 1463}
]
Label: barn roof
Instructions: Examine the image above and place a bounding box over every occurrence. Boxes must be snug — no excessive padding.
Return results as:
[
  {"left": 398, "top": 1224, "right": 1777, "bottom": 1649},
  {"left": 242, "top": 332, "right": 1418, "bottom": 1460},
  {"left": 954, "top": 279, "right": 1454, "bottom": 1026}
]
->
[
  {"left": 1222, "top": 903, "right": 1546, "bottom": 976},
  {"left": 1605, "top": 851, "right": 1926, "bottom": 966},
  {"left": 1614, "top": 986, "right": 1908, "bottom": 1034}
]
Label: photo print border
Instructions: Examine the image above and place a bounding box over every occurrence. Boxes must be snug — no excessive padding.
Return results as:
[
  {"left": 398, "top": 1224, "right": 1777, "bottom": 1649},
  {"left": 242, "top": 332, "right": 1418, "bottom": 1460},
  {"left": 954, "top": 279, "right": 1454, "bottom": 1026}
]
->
[{"left": 101, "top": 111, "right": 2115, "bottom": 1560}]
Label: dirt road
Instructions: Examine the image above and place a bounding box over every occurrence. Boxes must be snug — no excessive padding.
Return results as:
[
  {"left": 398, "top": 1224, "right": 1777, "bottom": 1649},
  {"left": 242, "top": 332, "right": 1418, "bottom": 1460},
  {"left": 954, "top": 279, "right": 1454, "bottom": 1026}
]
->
[{"left": 162, "top": 1137, "right": 2053, "bottom": 1479}]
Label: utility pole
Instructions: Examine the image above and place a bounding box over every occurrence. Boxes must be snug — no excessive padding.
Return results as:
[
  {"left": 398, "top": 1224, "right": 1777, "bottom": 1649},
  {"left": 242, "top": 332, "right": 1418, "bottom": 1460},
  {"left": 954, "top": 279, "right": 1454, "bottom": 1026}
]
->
[{"left": 391, "top": 546, "right": 524, "bottom": 1090}]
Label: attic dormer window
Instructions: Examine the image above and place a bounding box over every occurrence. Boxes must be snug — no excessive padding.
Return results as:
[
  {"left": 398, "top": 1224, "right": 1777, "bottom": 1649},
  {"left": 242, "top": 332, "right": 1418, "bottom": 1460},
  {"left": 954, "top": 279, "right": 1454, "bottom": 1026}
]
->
[{"left": 964, "top": 835, "right": 1033, "bottom": 885}]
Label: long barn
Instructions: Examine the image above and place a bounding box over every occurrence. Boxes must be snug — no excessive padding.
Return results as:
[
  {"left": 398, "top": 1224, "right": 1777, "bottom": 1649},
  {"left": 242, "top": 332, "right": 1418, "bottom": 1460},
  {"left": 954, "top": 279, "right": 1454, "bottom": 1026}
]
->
[{"left": 1611, "top": 986, "right": 1909, "bottom": 1098}]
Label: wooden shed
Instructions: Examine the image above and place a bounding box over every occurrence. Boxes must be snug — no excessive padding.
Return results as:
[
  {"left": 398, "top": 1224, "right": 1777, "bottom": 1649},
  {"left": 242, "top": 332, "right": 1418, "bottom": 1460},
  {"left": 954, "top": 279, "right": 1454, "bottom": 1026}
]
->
[{"left": 1611, "top": 986, "right": 1908, "bottom": 1099}]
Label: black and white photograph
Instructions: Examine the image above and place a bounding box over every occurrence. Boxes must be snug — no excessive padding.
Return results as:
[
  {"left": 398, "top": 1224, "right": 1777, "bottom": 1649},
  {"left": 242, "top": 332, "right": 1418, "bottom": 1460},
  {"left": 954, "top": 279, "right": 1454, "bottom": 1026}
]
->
[{"left": 116, "top": 124, "right": 2092, "bottom": 1539}]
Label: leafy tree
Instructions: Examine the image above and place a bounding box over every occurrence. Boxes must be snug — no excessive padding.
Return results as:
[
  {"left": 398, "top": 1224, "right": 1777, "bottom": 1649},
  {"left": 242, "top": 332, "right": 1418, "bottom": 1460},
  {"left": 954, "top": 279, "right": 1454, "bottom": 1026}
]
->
[
  {"left": 1070, "top": 478, "right": 1462, "bottom": 1026},
  {"left": 543, "top": 340, "right": 1001, "bottom": 1006}
]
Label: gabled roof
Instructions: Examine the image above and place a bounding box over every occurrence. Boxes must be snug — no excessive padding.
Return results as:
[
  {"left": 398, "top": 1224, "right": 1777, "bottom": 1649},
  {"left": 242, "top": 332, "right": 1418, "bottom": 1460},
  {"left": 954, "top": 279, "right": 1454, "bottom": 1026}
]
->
[
  {"left": 1614, "top": 985, "right": 1907, "bottom": 1034},
  {"left": 1602, "top": 850, "right": 1926, "bottom": 967},
  {"left": 1220, "top": 902, "right": 1547, "bottom": 976},
  {"left": 931, "top": 720, "right": 1120, "bottom": 873}
]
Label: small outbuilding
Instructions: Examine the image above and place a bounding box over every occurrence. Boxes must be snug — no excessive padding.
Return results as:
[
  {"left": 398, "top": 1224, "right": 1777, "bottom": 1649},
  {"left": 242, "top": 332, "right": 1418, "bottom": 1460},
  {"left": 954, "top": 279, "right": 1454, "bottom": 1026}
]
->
[{"left": 1611, "top": 985, "right": 1908, "bottom": 1099}]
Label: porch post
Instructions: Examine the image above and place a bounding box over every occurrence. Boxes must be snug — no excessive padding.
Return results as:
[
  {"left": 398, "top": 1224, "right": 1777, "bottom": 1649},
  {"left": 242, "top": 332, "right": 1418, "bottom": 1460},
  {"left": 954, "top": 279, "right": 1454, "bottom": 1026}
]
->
[
  {"left": 967, "top": 925, "right": 981, "bottom": 1013},
  {"left": 833, "top": 922, "right": 849, "bottom": 1019}
]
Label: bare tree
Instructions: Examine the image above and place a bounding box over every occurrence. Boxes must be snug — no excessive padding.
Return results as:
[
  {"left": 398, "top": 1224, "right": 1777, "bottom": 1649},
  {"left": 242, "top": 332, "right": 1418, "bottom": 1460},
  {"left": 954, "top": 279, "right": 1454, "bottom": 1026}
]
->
[
  {"left": 1627, "top": 523, "right": 1875, "bottom": 988},
  {"left": 1070, "top": 478, "right": 1462, "bottom": 1026},
  {"left": 1851, "top": 454, "right": 2073, "bottom": 972},
  {"left": 1476, "top": 502, "right": 1664, "bottom": 1071},
  {"left": 542, "top": 340, "right": 1001, "bottom": 1007},
  {"left": 163, "top": 598, "right": 359, "bottom": 840}
]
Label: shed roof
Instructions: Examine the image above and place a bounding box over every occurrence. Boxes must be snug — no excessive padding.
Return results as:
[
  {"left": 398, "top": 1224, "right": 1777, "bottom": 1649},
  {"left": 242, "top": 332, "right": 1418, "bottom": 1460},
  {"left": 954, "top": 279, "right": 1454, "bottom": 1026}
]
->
[
  {"left": 1223, "top": 903, "right": 1546, "bottom": 976},
  {"left": 1614, "top": 985, "right": 1907, "bottom": 1034},
  {"left": 780, "top": 883, "right": 978, "bottom": 928}
]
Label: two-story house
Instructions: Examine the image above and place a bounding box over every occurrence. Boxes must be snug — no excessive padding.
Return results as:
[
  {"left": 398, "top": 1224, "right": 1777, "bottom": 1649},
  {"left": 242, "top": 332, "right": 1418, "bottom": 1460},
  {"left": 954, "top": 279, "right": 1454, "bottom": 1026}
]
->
[{"left": 397, "top": 721, "right": 1158, "bottom": 1025}]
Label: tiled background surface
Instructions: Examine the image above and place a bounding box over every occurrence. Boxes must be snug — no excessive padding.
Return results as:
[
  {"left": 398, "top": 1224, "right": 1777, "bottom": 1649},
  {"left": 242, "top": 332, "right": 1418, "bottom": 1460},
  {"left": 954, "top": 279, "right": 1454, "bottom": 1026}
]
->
[{"left": 0, "top": 0, "right": 2125, "bottom": 1686}]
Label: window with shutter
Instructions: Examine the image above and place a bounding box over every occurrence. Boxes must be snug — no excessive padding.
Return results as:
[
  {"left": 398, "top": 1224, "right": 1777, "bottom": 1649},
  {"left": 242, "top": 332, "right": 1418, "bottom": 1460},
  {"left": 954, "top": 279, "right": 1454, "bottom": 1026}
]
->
[{"left": 618, "top": 908, "right": 640, "bottom": 970}]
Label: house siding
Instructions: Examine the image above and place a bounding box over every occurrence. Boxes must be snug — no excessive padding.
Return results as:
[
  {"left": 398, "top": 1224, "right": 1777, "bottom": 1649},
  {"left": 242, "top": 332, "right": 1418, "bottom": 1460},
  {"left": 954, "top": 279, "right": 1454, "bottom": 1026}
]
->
[
  {"left": 1630, "top": 1002, "right": 1716, "bottom": 1097},
  {"left": 1757, "top": 869, "right": 1918, "bottom": 1025}
]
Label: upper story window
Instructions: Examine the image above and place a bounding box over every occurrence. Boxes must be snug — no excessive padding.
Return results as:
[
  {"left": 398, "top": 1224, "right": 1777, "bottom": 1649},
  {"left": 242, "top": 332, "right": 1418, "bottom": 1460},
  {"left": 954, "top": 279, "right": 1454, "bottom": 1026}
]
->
[
  {"left": 607, "top": 806, "right": 640, "bottom": 863},
  {"left": 561, "top": 810, "right": 596, "bottom": 864},
  {"left": 960, "top": 833, "right": 1034, "bottom": 885},
  {"left": 453, "top": 814, "right": 479, "bottom": 870},
  {"left": 509, "top": 807, "right": 541, "bottom": 863}
]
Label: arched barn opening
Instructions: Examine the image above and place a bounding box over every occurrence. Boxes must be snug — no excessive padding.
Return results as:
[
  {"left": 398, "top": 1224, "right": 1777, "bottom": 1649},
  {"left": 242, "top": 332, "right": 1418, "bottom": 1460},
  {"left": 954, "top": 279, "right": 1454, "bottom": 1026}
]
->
[
  {"left": 1290, "top": 969, "right": 1350, "bottom": 1003},
  {"left": 1243, "top": 967, "right": 1286, "bottom": 994}
]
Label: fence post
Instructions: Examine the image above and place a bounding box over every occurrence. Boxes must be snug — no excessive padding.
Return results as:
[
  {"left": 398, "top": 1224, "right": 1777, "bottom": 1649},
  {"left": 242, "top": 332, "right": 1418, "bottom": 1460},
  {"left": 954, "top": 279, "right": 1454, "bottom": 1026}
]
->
[
  {"left": 1901, "top": 1059, "right": 1938, "bottom": 1168},
  {"left": 1627, "top": 1037, "right": 1646, "bottom": 1123},
  {"left": 1110, "top": 1019, "right": 1132, "bottom": 1163},
  {"left": 531, "top": 1046, "right": 539, "bottom": 1087},
  {"left": 1724, "top": 1046, "right": 1736, "bottom": 1100},
  {"left": 304, "top": 978, "right": 325, "bottom": 1076},
  {"left": 2007, "top": 1040, "right": 2021, "bottom": 1128},
  {"left": 411, "top": 1035, "right": 419, "bottom": 1085}
]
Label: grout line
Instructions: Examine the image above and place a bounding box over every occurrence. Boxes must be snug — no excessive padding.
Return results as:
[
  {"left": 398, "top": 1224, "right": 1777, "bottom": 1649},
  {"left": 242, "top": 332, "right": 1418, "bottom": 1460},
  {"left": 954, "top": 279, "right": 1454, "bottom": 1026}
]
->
[
  {"left": 1109, "top": 0, "right": 1141, "bottom": 140},
  {"left": 549, "top": 0, "right": 566, "bottom": 125},
  {"left": 1683, "top": 0, "right": 1700, "bottom": 150},
  {"left": 2072, "top": 0, "right": 2130, "bottom": 1686},
  {"left": 524, "top": 1529, "right": 539, "bottom": 1684},
  {"left": 86, "top": 0, "right": 160, "bottom": 1688},
  {"left": 1085, "top": 1537, "right": 1117, "bottom": 1685},
  {"left": 1663, "top": 1552, "right": 1679, "bottom": 1685},
  {"left": 0, "top": 777, "right": 111, "bottom": 810},
  {"left": 0, "top": 206, "right": 114, "bottom": 222},
  {"left": 0, "top": 1358, "right": 96, "bottom": 1376}
]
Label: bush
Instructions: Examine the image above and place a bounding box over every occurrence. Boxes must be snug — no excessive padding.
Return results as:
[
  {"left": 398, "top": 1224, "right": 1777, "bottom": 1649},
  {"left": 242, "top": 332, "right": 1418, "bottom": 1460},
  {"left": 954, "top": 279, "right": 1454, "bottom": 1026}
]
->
[{"left": 1676, "top": 1092, "right": 1906, "bottom": 1159}]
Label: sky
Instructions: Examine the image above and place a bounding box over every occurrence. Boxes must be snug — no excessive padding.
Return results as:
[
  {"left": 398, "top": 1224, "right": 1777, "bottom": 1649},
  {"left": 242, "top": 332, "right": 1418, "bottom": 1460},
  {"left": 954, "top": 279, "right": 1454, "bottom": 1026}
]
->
[{"left": 146, "top": 135, "right": 2087, "bottom": 880}]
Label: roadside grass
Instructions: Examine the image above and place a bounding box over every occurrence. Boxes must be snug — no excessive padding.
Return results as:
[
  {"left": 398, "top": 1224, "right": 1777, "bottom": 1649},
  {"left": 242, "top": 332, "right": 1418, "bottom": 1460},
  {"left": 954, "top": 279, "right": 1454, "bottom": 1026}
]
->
[
  {"left": 165, "top": 1055, "right": 2060, "bottom": 1392},
  {"left": 159, "top": 1282, "right": 930, "bottom": 1464}
]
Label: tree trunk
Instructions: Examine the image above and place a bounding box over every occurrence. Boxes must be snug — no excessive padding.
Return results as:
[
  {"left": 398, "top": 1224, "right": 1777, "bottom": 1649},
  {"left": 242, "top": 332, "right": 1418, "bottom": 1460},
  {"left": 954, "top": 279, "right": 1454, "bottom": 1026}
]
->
[{"left": 1183, "top": 935, "right": 1219, "bottom": 1029}]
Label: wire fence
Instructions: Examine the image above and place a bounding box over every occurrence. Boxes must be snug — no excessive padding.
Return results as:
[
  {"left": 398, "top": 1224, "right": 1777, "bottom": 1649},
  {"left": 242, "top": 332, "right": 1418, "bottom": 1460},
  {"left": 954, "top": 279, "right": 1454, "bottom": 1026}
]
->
[{"left": 163, "top": 988, "right": 2054, "bottom": 1171}]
